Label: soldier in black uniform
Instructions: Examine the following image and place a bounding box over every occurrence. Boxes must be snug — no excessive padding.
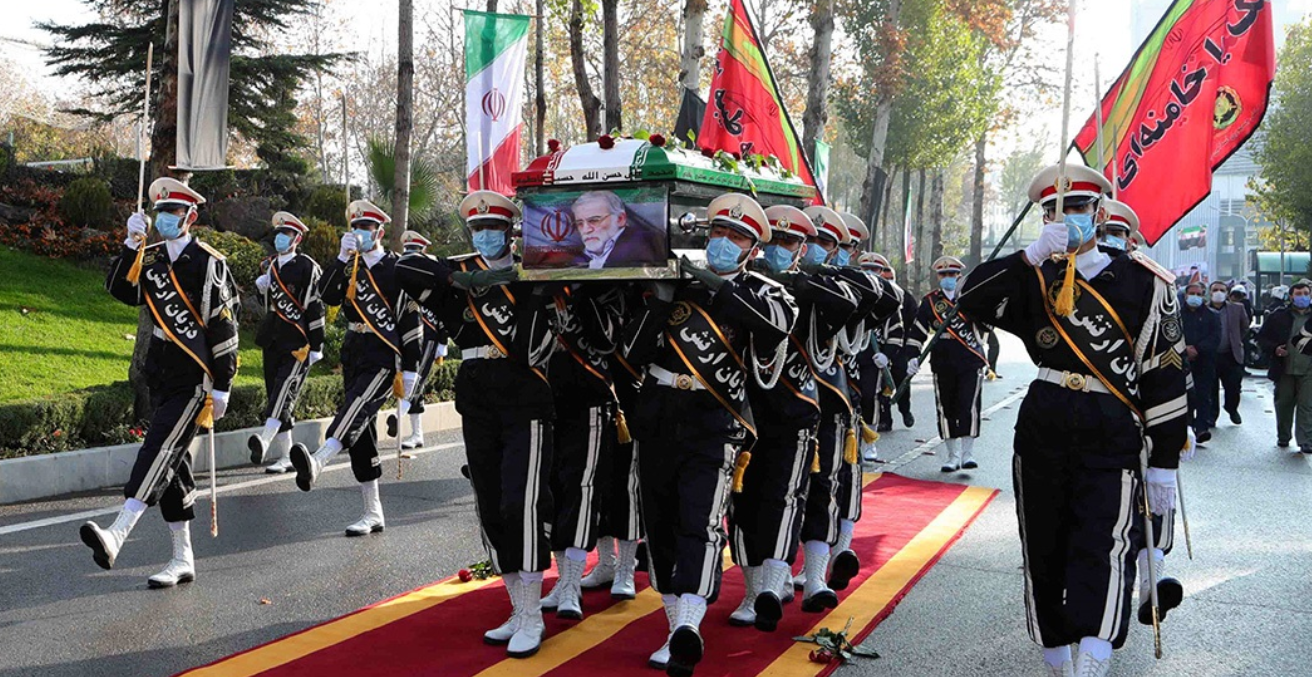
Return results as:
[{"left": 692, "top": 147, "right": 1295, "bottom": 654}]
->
[
  {"left": 862, "top": 254, "right": 913, "bottom": 432},
  {"left": 395, "top": 190, "right": 555, "bottom": 659},
  {"left": 856, "top": 252, "right": 903, "bottom": 451},
  {"left": 393, "top": 230, "right": 446, "bottom": 450},
  {"left": 906, "top": 256, "right": 990, "bottom": 473},
  {"left": 957, "top": 164, "right": 1187, "bottom": 677},
  {"left": 727, "top": 205, "right": 856, "bottom": 634},
  {"left": 539, "top": 282, "right": 626, "bottom": 621},
  {"left": 85, "top": 178, "right": 239, "bottom": 588},
  {"left": 622, "top": 193, "right": 796, "bottom": 676},
  {"left": 1097, "top": 198, "right": 1139, "bottom": 260},
  {"left": 290, "top": 200, "right": 421, "bottom": 539},
  {"left": 250, "top": 211, "right": 326, "bottom": 473}
]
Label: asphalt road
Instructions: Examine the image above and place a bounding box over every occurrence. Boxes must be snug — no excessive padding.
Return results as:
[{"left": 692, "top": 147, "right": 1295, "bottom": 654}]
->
[{"left": 1, "top": 332, "right": 1309, "bottom": 677}]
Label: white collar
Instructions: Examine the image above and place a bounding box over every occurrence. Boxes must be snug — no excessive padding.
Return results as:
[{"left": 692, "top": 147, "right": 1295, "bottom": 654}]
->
[
  {"left": 485, "top": 251, "right": 515, "bottom": 270},
  {"left": 361, "top": 247, "right": 385, "bottom": 268},
  {"left": 165, "top": 234, "right": 193, "bottom": 262},
  {"left": 277, "top": 251, "right": 296, "bottom": 266},
  {"left": 942, "top": 288, "right": 957, "bottom": 301},
  {"left": 1075, "top": 249, "right": 1111, "bottom": 280}
]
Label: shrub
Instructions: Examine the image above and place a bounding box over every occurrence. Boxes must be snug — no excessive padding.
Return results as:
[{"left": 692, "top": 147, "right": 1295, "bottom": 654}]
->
[
  {"left": 57, "top": 178, "right": 116, "bottom": 229},
  {"left": 195, "top": 227, "right": 266, "bottom": 293},
  {"left": 304, "top": 183, "right": 352, "bottom": 226},
  {"left": 301, "top": 216, "right": 343, "bottom": 268}
]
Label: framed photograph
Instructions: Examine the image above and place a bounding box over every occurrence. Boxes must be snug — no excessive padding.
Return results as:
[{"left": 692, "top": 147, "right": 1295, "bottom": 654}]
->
[{"left": 519, "top": 184, "right": 677, "bottom": 280}]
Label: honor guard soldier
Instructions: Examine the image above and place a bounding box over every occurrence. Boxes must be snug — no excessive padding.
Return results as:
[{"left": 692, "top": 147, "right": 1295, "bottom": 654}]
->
[
  {"left": 290, "top": 200, "right": 422, "bottom": 538},
  {"left": 393, "top": 230, "right": 445, "bottom": 450},
  {"left": 1098, "top": 199, "right": 1140, "bottom": 259},
  {"left": 956, "top": 164, "right": 1188, "bottom": 677},
  {"left": 621, "top": 193, "right": 796, "bottom": 676},
  {"left": 538, "top": 281, "right": 626, "bottom": 621},
  {"left": 88, "top": 178, "right": 239, "bottom": 587},
  {"left": 728, "top": 205, "right": 857, "bottom": 633},
  {"left": 906, "top": 256, "right": 989, "bottom": 473},
  {"left": 860, "top": 253, "right": 909, "bottom": 433},
  {"left": 855, "top": 252, "right": 902, "bottom": 452},
  {"left": 395, "top": 190, "right": 556, "bottom": 659},
  {"left": 250, "top": 212, "right": 326, "bottom": 473}
]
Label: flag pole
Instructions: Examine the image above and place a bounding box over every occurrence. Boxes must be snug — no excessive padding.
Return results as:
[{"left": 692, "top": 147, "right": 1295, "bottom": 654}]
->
[
  {"left": 136, "top": 42, "right": 154, "bottom": 214},
  {"left": 1094, "top": 55, "right": 1105, "bottom": 172}
]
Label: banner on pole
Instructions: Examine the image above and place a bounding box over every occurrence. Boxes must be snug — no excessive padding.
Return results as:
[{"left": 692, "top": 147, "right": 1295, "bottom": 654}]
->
[
  {"left": 1074, "top": 0, "right": 1275, "bottom": 246},
  {"left": 464, "top": 10, "right": 530, "bottom": 196},
  {"left": 814, "top": 140, "right": 831, "bottom": 202},
  {"left": 176, "top": 0, "right": 235, "bottom": 171}
]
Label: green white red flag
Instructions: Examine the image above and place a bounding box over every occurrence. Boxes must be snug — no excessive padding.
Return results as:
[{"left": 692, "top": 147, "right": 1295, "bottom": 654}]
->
[
  {"left": 464, "top": 10, "right": 530, "bottom": 196},
  {"left": 699, "top": 0, "right": 821, "bottom": 200},
  {"left": 1074, "top": 0, "right": 1275, "bottom": 246}
]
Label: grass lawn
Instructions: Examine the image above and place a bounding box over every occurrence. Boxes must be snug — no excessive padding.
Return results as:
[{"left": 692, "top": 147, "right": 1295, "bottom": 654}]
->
[{"left": 0, "top": 247, "right": 265, "bottom": 404}]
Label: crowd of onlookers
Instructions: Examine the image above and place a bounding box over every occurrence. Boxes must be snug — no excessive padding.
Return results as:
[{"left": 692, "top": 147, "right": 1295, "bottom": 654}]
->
[{"left": 1180, "top": 277, "right": 1312, "bottom": 454}]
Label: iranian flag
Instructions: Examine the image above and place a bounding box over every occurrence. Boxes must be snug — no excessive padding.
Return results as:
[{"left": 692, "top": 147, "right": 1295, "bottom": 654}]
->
[
  {"left": 464, "top": 10, "right": 530, "bottom": 196},
  {"left": 1074, "top": 0, "right": 1274, "bottom": 246},
  {"left": 699, "top": 0, "right": 821, "bottom": 199}
]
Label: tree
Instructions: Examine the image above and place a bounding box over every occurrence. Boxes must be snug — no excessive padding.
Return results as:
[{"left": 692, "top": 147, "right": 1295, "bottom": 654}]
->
[
  {"left": 602, "top": 0, "right": 623, "bottom": 132},
  {"left": 801, "top": 0, "right": 835, "bottom": 170},
  {"left": 1254, "top": 21, "right": 1312, "bottom": 232},
  {"left": 567, "top": 0, "right": 603, "bottom": 139},
  {"left": 366, "top": 136, "right": 441, "bottom": 224},
  {"left": 392, "top": 0, "right": 415, "bottom": 249},
  {"left": 535, "top": 0, "right": 547, "bottom": 155},
  {"left": 679, "top": 0, "right": 709, "bottom": 94}
]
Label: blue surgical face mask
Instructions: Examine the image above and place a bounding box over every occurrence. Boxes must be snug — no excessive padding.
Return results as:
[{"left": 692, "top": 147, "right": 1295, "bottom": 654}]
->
[
  {"left": 154, "top": 211, "right": 185, "bottom": 240},
  {"left": 472, "top": 228, "right": 507, "bottom": 259},
  {"left": 1066, "top": 213, "right": 1097, "bottom": 249},
  {"left": 763, "top": 244, "right": 797, "bottom": 272},
  {"left": 274, "top": 233, "right": 295, "bottom": 253},
  {"left": 352, "top": 228, "right": 377, "bottom": 252},
  {"left": 1102, "top": 235, "right": 1126, "bottom": 251},
  {"left": 940, "top": 276, "right": 958, "bottom": 293},
  {"left": 1294, "top": 295, "right": 1311, "bottom": 309},
  {"left": 706, "top": 236, "right": 745, "bottom": 273},
  {"left": 833, "top": 248, "right": 851, "bottom": 268},
  {"left": 1186, "top": 295, "right": 1204, "bottom": 308},
  {"left": 802, "top": 242, "right": 828, "bottom": 266}
]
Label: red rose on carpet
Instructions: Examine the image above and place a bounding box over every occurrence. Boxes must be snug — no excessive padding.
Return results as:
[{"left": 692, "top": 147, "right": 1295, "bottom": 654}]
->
[
  {"left": 598, "top": 134, "right": 615, "bottom": 150},
  {"left": 809, "top": 648, "right": 833, "bottom": 664},
  {"left": 458, "top": 569, "right": 473, "bottom": 582}
]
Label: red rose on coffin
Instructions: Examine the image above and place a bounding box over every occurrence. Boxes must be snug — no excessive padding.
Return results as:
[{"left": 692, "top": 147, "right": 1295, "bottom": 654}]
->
[
  {"left": 547, "top": 138, "right": 561, "bottom": 153},
  {"left": 458, "top": 569, "right": 473, "bottom": 582},
  {"left": 598, "top": 134, "right": 616, "bottom": 150},
  {"left": 650, "top": 134, "right": 666, "bottom": 147},
  {"left": 700, "top": 147, "right": 715, "bottom": 158}
]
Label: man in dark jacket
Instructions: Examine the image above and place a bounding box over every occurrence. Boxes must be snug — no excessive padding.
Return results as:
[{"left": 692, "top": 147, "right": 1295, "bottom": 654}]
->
[
  {"left": 1209, "top": 281, "right": 1251, "bottom": 426},
  {"left": 1257, "top": 280, "right": 1312, "bottom": 452},
  {"left": 1181, "top": 282, "right": 1221, "bottom": 442}
]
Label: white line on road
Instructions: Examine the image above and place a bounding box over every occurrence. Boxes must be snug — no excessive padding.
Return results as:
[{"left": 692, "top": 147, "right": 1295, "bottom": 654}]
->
[{"left": 0, "top": 442, "right": 464, "bottom": 537}]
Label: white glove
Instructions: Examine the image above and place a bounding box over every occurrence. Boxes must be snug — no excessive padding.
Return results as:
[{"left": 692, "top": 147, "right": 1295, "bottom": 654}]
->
[
  {"left": 308, "top": 350, "right": 323, "bottom": 366},
  {"left": 873, "top": 352, "right": 890, "bottom": 369},
  {"left": 1181, "top": 428, "right": 1197, "bottom": 462},
  {"left": 402, "top": 370, "right": 419, "bottom": 400},
  {"left": 125, "top": 211, "right": 150, "bottom": 249},
  {"left": 1145, "top": 467, "right": 1177, "bottom": 514},
  {"left": 339, "top": 232, "right": 358, "bottom": 262},
  {"left": 1024, "top": 219, "right": 1070, "bottom": 266},
  {"left": 210, "top": 390, "right": 229, "bottom": 421},
  {"left": 255, "top": 274, "right": 271, "bottom": 293},
  {"left": 907, "top": 357, "right": 920, "bottom": 376},
  {"left": 435, "top": 343, "right": 449, "bottom": 358}
]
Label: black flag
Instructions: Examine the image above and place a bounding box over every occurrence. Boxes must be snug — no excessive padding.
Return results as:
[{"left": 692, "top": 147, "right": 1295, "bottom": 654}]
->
[
  {"left": 176, "top": 0, "right": 235, "bottom": 170},
  {"left": 673, "top": 88, "right": 706, "bottom": 147}
]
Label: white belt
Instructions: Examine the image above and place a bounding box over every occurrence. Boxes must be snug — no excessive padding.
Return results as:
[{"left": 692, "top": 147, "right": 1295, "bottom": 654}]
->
[
  {"left": 461, "top": 345, "right": 507, "bottom": 360},
  {"left": 648, "top": 365, "right": 706, "bottom": 391},
  {"left": 152, "top": 327, "right": 171, "bottom": 342},
  {"left": 1035, "top": 367, "right": 1111, "bottom": 394},
  {"left": 347, "top": 322, "right": 373, "bottom": 334}
]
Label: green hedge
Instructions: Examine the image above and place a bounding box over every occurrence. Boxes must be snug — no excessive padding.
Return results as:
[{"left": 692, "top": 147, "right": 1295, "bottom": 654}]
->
[{"left": 0, "top": 360, "right": 461, "bottom": 459}]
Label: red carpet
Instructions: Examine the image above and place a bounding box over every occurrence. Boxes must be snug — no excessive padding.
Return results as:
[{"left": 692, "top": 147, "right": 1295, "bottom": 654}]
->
[{"left": 179, "top": 473, "right": 996, "bottom": 677}]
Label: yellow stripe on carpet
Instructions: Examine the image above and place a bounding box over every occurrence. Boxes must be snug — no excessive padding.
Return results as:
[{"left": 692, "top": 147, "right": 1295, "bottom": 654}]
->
[
  {"left": 761, "top": 485, "right": 996, "bottom": 675},
  {"left": 183, "top": 576, "right": 501, "bottom": 677}
]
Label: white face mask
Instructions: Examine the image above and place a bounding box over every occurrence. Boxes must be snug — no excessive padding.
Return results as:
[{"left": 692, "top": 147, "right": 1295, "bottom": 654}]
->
[{"left": 1212, "top": 291, "right": 1227, "bottom": 304}]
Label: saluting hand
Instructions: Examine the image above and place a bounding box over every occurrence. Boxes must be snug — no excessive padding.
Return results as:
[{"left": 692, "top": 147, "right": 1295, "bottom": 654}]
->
[
  {"left": 125, "top": 212, "right": 150, "bottom": 249},
  {"left": 338, "top": 232, "right": 358, "bottom": 262},
  {"left": 1023, "top": 219, "right": 1069, "bottom": 266}
]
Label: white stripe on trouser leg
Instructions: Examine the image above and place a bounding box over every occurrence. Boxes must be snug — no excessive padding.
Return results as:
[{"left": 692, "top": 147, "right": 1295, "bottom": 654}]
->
[
  {"left": 136, "top": 387, "right": 205, "bottom": 502},
  {"left": 968, "top": 371, "right": 984, "bottom": 437},
  {"left": 934, "top": 373, "right": 950, "bottom": 440},
  {"left": 825, "top": 417, "right": 844, "bottom": 544},
  {"left": 1157, "top": 509, "right": 1174, "bottom": 551},
  {"left": 1099, "top": 470, "right": 1135, "bottom": 640},
  {"left": 732, "top": 505, "right": 748, "bottom": 565},
  {"left": 625, "top": 439, "right": 642, "bottom": 541},
  {"left": 573, "top": 407, "right": 603, "bottom": 548},
  {"left": 698, "top": 443, "right": 735, "bottom": 598},
  {"left": 1013, "top": 455, "right": 1045, "bottom": 645},
  {"left": 523, "top": 420, "right": 543, "bottom": 572},
  {"left": 329, "top": 370, "right": 388, "bottom": 441},
  {"left": 271, "top": 360, "right": 305, "bottom": 421},
  {"left": 772, "top": 429, "right": 809, "bottom": 560}
]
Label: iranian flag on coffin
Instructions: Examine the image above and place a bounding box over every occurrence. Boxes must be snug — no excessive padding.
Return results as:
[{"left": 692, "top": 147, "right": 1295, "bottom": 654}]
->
[
  {"left": 1073, "top": 0, "right": 1274, "bottom": 246},
  {"left": 464, "top": 10, "right": 530, "bottom": 196}
]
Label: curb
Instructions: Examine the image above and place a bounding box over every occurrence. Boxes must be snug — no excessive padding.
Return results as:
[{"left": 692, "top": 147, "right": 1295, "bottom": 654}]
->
[{"left": 0, "top": 402, "right": 462, "bottom": 505}]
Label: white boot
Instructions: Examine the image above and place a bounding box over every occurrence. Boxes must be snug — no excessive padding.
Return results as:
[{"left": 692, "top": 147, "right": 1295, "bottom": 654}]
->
[
  {"left": 860, "top": 439, "right": 879, "bottom": 463},
  {"left": 265, "top": 431, "right": 295, "bottom": 474},
  {"left": 648, "top": 594, "right": 678, "bottom": 669},
  {"left": 829, "top": 520, "right": 860, "bottom": 591},
  {"left": 402, "top": 413, "right": 424, "bottom": 449},
  {"left": 1073, "top": 639, "right": 1112, "bottom": 677},
  {"left": 148, "top": 523, "right": 196, "bottom": 588},
  {"left": 729, "top": 566, "right": 759, "bottom": 626},
  {"left": 293, "top": 438, "right": 340, "bottom": 492},
  {"left": 1043, "top": 646, "right": 1074, "bottom": 677},
  {"left": 484, "top": 573, "right": 522, "bottom": 645},
  {"left": 345, "top": 480, "right": 385, "bottom": 536},
  {"left": 801, "top": 542, "right": 838, "bottom": 613},
  {"left": 940, "top": 438, "right": 962, "bottom": 473},
  {"left": 611, "top": 539, "right": 639, "bottom": 600},
  {"left": 248, "top": 418, "right": 281, "bottom": 465},
  {"left": 1137, "top": 547, "right": 1182, "bottom": 625},
  {"left": 80, "top": 501, "right": 144, "bottom": 570},
  {"left": 668, "top": 594, "right": 707, "bottom": 674},
  {"left": 508, "top": 575, "right": 546, "bottom": 658},
  {"left": 541, "top": 552, "right": 566, "bottom": 611},
  {"left": 754, "top": 559, "right": 791, "bottom": 632},
  {"left": 960, "top": 436, "right": 978, "bottom": 469},
  {"left": 555, "top": 549, "right": 587, "bottom": 620},
  {"left": 581, "top": 536, "right": 617, "bottom": 589}
]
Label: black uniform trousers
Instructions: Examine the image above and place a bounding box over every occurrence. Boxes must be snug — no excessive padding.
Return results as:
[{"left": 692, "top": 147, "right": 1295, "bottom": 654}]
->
[
  {"left": 124, "top": 381, "right": 208, "bottom": 524},
  {"left": 933, "top": 365, "right": 984, "bottom": 439},
  {"left": 549, "top": 401, "right": 613, "bottom": 552},
  {"left": 799, "top": 410, "right": 847, "bottom": 546},
  {"left": 730, "top": 423, "right": 814, "bottom": 566},
  {"left": 407, "top": 339, "right": 441, "bottom": 414},
  {"left": 855, "top": 349, "right": 881, "bottom": 429},
  {"left": 326, "top": 332, "right": 397, "bottom": 484},
  {"left": 1012, "top": 382, "right": 1145, "bottom": 649},
  {"left": 879, "top": 349, "right": 913, "bottom": 425},
  {"left": 633, "top": 383, "right": 742, "bottom": 602},
  {"left": 262, "top": 349, "right": 310, "bottom": 432},
  {"left": 835, "top": 435, "right": 864, "bottom": 524},
  {"left": 595, "top": 377, "right": 643, "bottom": 542}
]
